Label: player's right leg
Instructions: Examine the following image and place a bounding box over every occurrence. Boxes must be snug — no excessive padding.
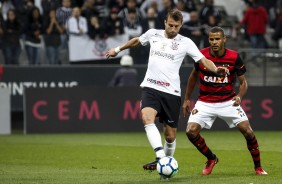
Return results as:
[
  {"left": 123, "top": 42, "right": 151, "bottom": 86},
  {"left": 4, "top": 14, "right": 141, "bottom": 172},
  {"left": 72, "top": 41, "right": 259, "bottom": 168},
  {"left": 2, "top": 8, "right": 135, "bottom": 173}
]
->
[
  {"left": 142, "top": 107, "right": 165, "bottom": 170},
  {"left": 186, "top": 123, "right": 218, "bottom": 175},
  {"left": 161, "top": 93, "right": 180, "bottom": 158}
]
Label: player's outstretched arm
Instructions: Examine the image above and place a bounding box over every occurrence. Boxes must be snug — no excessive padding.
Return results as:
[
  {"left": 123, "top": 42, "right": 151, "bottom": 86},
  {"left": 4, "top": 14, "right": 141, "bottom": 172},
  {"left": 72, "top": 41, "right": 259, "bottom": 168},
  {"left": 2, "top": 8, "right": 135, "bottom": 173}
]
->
[
  {"left": 199, "top": 57, "right": 229, "bottom": 76},
  {"left": 106, "top": 37, "right": 141, "bottom": 59}
]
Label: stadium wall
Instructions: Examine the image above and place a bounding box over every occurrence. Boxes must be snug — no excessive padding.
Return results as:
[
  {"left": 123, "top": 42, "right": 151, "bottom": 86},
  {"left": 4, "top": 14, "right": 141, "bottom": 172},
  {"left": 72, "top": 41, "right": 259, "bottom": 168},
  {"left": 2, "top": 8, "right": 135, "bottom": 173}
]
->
[
  {"left": 24, "top": 86, "right": 281, "bottom": 133},
  {"left": 0, "top": 66, "right": 280, "bottom": 132}
]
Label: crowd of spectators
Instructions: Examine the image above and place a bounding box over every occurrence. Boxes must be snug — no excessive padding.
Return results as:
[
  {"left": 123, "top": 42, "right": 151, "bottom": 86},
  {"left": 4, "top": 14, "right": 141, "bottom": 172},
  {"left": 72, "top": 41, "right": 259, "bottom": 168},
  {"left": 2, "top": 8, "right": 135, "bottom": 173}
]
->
[{"left": 0, "top": 0, "right": 281, "bottom": 65}]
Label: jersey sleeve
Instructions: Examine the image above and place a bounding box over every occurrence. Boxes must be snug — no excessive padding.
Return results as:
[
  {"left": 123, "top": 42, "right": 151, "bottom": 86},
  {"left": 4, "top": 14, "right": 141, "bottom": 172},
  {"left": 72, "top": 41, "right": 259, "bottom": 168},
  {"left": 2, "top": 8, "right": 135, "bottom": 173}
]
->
[
  {"left": 139, "top": 29, "right": 154, "bottom": 46},
  {"left": 185, "top": 39, "right": 204, "bottom": 62},
  {"left": 235, "top": 54, "right": 246, "bottom": 76}
]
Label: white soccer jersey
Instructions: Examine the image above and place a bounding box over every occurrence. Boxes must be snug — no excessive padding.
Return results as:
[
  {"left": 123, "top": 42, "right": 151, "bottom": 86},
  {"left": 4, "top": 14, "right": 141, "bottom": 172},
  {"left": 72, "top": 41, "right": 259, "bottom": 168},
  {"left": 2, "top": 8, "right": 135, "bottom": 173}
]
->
[{"left": 139, "top": 29, "right": 204, "bottom": 96}]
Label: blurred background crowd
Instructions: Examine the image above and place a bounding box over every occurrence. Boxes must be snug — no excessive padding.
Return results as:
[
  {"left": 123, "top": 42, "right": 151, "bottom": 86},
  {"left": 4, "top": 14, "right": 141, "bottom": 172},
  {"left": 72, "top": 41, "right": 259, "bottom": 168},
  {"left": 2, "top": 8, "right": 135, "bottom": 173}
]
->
[{"left": 0, "top": 0, "right": 282, "bottom": 65}]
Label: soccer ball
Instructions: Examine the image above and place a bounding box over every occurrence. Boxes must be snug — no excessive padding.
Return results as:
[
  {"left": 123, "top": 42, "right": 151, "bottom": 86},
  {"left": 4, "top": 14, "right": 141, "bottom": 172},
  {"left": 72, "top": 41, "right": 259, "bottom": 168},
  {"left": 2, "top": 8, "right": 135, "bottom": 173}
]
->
[{"left": 157, "top": 156, "right": 179, "bottom": 178}]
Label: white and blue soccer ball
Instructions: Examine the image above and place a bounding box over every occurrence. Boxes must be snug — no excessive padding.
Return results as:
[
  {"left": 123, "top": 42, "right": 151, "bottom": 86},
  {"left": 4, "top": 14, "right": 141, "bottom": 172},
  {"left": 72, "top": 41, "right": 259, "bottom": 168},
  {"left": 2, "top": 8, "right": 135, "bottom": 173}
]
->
[{"left": 157, "top": 156, "right": 179, "bottom": 178}]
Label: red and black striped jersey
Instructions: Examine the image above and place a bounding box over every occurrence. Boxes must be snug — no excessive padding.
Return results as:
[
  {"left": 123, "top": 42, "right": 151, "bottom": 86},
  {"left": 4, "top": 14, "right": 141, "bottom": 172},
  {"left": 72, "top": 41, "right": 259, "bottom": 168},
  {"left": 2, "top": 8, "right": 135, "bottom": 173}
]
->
[{"left": 195, "top": 47, "right": 246, "bottom": 103}]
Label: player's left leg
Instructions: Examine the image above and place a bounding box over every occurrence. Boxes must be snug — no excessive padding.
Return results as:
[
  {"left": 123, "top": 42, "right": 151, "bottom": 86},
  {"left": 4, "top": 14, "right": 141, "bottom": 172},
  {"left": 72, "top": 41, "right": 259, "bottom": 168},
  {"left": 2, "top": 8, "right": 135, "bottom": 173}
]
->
[
  {"left": 237, "top": 121, "right": 268, "bottom": 175},
  {"left": 163, "top": 123, "right": 177, "bottom": 157}
]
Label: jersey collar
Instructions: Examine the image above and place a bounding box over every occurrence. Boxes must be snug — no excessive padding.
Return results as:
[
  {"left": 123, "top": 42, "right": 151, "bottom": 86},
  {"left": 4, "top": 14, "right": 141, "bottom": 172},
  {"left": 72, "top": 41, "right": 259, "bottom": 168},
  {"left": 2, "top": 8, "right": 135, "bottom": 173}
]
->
[{"left": 209, "top": 47, "right": 226, "bottom": 58}]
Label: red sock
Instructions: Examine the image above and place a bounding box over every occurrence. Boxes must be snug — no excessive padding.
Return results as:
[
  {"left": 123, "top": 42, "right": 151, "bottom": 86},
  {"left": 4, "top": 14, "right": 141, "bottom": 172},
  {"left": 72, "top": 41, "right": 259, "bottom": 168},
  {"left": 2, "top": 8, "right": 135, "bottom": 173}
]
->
[{"left": 247, "top": 136, "right": 261, "bottom": 168}]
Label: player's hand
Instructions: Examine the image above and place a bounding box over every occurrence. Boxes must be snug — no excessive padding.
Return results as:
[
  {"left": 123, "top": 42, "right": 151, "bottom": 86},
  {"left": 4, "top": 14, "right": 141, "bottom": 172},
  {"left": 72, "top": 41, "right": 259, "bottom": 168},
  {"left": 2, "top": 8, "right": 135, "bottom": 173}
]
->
[
  {"left": 105, "top": 48, "right": 118, "bottom": 59},
  {"left": 232, "top": 96, "right": 241, "bottom": 106},
  {"left": 216, "top": 67, "right": 229, "bottom": 76},
  {"left": 182, "top": 100, "right": 191, "bottom": 117}
]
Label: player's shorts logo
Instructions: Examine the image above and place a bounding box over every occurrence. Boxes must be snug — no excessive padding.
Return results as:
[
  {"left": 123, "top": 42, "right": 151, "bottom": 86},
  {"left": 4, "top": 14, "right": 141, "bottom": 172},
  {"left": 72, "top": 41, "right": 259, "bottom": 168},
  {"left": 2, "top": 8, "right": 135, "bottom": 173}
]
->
[{"left": 191, "top": 109, "right": 198, "bottom": 115}]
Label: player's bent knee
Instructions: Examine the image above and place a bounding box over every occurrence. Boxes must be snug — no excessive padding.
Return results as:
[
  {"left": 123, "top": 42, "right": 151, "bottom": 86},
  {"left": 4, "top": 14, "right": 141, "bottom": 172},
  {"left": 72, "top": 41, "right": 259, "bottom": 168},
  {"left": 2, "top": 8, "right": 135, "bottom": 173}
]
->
[
  {"left": 165, "top": 135, "right": 176, "bottom": 143},
  {"left": 244, "top": 128, "right": 254, "bottom": 139},
  {"left": 141, "top": 115, "right": 154, "bottom": 124},
  {"left": 186, "top": 123, "right": 201, "bottom": 138},
  {"left": 238, "top": 121, "right": 254, "bottom": 138},
  {"left": 186, "top": 131, "right": 198, "bottom": 139}
]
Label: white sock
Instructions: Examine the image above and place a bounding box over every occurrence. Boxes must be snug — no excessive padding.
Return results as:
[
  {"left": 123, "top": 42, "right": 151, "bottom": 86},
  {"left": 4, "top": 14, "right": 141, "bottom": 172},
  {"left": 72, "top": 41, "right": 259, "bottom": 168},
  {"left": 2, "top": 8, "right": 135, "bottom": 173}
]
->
[
  {"left": 164, "top": 139, "right": 176, "bottom": 157},
  {"left": 144, "top": 123, "right": 166, "bottom": 158}
]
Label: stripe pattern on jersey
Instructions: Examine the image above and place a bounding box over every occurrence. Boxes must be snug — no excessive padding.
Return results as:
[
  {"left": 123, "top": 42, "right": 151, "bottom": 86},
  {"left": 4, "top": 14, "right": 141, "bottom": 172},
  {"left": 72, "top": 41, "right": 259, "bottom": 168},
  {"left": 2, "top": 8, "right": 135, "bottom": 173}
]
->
[{"left": 195, "top": 47, "right": 246, "bottom": 103}]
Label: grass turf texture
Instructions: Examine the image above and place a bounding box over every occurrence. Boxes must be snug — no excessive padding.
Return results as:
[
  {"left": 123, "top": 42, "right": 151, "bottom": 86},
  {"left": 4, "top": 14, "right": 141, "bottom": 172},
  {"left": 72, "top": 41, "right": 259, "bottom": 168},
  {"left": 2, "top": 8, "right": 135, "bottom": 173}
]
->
[{"left": 0, "top": 131, "right": 281, "bottom": 184}]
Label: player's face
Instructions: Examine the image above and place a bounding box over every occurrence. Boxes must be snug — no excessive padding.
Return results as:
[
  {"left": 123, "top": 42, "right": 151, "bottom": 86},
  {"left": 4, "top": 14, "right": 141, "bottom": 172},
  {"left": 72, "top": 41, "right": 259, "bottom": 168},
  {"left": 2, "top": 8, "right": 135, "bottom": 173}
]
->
[
  {"left": 164, "top": 16, "right": 182, "bottom": 39},
  {"left": 209, "top": 32, "right": 226, "bottom": 52}
]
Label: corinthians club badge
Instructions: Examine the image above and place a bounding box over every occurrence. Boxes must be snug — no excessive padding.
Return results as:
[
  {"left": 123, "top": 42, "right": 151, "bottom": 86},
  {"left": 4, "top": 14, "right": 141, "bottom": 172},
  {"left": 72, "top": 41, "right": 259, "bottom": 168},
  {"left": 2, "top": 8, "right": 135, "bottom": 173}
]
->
[{"left": 171, "top": 41, "right": 179, "bottom": 50}]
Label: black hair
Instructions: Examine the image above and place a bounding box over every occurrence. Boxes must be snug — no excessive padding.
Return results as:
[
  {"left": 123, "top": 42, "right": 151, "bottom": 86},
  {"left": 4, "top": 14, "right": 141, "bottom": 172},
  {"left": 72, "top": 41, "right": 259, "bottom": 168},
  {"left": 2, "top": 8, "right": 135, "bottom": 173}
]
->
[{"left": 209, "top": 26, "right": 225, "bottom": 37}]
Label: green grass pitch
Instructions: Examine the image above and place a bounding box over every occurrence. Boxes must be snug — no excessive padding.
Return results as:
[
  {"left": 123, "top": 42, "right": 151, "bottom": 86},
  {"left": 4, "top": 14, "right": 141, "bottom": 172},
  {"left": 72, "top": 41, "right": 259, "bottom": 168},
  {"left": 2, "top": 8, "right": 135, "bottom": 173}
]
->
[{"left": 0, "top": 131, "right": 281, "bottom": 184}]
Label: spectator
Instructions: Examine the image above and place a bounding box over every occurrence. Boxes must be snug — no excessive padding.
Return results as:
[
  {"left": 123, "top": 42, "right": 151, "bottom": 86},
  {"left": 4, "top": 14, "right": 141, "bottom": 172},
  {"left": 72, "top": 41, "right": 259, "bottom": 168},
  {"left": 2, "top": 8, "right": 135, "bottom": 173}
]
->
[
  {"left": 271, "top": 12, "right": 282, "bottom": 49},
  {"left": 56, "top": 0, "right": 72, "bottom": 24},
  {"left": 199, "top": 0, "right": 221, "bottom": 25},
  {"left": 72, "top": 0, "right": 84, "bottom": 7},
  {"left": 56, "top": 0, "right": 72, "bottom": 50},
  {"left": 108, "top": 55, "right": 138, "bottom": 87},
  {"left": 1, "top": 0, "right": 14, "bottom": 20},
  {"left": 87, "top": 15, "right": 104, "bottom": 40},
  {"left": 41, "top": 0, "right": 60, "bottom": 20},
  {"left": 141, "top": 6, "right": 161, "bottom": 32},
  {"left": 81, "top": 0, "right": 99, "bottom": 25},
  {"left": 101, "top": 7, "right": 124, "bottom": 37},
  {"left": 2, "top": 9, "right": 22, "bottom": 65},
  {"left": 239, "top": 0, "right": 268, "bottom": 49},
  {"left": 66, "top": 7, "right": 88, "bottom": 35},
  {"left": 108, "top": 0, "right": 125, "bottom": 10},
  {"left": 24, "top": 7, "right": 43, "bottom": 65},
  {"left": 123, "top": 7, "right": 144, "bottom": 64},
  {"left": 202, "top": 15, "right": 218, "bottom": 47},
  {"left": 140, "top": 6, "right": 159, "bottom": 64},
  {"left": 180, "top": 10, "right": 203, "bottom": 48},
  {"left": 140, "top": 0, "right": 164, "bottom": 17},
  {"left": 156, "top": 0, "right": 175, "bottom": 29},
  {"left": 118, "top": 0, "right": 143, "bottom": 22},
  {"left": 43, "top": 9, "right": 64, "bottom": 64},
  {"left": 16, "top": 0, "right": 35, "bottom": 34},
  {"left": 123, "top": 8, "right": 142, "bottom": 38},
  {"left": 94, "top": 0, "right": 108, "bottom": 18},
  {"left": 176, "top": 0, "right": 190, "bottom": 23},
  {"left": 174, "top": 0, "right": 197, "bottom": 12}
]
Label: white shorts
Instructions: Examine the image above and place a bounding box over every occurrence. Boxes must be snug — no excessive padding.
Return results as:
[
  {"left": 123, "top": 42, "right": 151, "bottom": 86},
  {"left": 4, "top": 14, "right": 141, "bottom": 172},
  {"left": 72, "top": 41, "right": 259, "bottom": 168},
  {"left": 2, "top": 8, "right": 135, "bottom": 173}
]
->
[{"left": 188, "top": 100, "right": 249, "bottom": 129}]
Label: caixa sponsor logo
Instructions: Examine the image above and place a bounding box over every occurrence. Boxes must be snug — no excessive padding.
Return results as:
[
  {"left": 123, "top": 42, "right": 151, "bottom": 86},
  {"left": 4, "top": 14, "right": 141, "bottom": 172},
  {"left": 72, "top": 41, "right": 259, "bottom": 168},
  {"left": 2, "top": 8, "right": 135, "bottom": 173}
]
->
[
  {"left": 203, "top": 76, "right": 228, "bottom": 83},
  {"left": 0, "top": 81, "right": 78, "bottom": 96},
  {"left": 147, "top": 78, "right": 170, "bottom": 87}
]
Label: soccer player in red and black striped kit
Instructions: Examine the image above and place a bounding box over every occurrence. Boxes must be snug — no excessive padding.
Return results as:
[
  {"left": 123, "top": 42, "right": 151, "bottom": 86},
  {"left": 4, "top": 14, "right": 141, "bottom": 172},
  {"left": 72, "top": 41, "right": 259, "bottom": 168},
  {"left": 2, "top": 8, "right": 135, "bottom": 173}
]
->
[{"left": 182, "top": 26, "right": 267, "bottom": 175}]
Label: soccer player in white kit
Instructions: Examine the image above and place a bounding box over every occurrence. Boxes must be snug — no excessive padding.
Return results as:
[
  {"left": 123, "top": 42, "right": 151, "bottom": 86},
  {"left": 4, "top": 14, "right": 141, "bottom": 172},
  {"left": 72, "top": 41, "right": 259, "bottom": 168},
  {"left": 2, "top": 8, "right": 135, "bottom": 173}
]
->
[{"left": 106, "top": 9, "right": 228, "bottom": 172}]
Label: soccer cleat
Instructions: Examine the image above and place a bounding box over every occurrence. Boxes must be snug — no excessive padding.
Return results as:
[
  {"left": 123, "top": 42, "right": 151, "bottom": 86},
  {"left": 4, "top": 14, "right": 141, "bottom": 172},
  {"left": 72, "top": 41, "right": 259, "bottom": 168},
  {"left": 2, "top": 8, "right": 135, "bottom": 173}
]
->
[
  {"left": 143, "top": 158, "right": 159, "bottom": 171},
  {"left": 202, "top": 156, "right": 219, "bottom": 175},
  {"left": 255, "top": 167, "right": 268, "bottom": 175}
]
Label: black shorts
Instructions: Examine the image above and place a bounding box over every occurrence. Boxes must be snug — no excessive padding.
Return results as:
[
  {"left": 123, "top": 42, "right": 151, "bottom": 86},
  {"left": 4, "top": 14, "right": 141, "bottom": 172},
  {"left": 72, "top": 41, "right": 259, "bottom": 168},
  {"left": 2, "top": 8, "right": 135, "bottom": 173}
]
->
[{"left": 140, "top": 87, "right": 181, "bottom": 128}]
